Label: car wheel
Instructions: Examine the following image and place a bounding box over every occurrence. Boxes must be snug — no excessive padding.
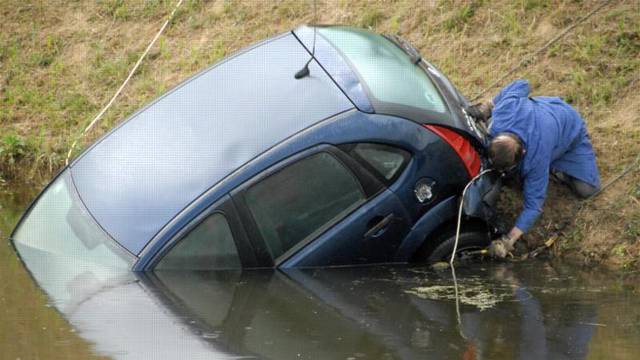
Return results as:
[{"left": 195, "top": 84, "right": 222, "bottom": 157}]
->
[{"left": 412, "top": 225, "right": 491, "bottom": 264}]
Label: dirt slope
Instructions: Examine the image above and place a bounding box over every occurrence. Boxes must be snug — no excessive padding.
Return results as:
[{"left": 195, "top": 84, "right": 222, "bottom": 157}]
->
[{"left": 1, "top": 0, "right": 638, "bottom": 268}]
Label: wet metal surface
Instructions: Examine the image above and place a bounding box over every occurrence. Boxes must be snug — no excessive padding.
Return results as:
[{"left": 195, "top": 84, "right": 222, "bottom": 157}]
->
[{"left": 2, "top": 189, "right": 640, "bottom": 359}]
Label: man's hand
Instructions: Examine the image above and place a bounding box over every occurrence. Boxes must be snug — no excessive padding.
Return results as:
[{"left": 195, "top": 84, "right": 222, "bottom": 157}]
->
[
  {"left": 488, "top": 235, "right": 515, "bottom": 259},
  {"left": 467, "top": 100, "right": 494, "bottom": 123}
]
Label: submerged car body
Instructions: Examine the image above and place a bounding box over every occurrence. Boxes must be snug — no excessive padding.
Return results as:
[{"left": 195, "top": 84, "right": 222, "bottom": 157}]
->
[{"left": 12, "top": 26, "right": 499, "bottom": 275}]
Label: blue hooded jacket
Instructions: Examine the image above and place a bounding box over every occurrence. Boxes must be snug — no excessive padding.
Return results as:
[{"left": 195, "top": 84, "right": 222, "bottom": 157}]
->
[{"left": 490, "top": 80, "right": 600, "bottom": 233}]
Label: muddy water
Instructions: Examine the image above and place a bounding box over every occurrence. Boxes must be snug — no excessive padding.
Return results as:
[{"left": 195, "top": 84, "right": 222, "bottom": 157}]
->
[
  {"left": 2, "top": 189, "right": 640, "bottom": 359},
  {"left": 0, "top": 189, "right": 108, "bottom": 360}
]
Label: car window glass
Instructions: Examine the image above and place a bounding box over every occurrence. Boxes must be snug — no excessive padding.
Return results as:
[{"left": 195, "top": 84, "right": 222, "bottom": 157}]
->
[
  {"left": 350, "top": 143, "right": 410, "bottom": 181},
  {"left": 156, "top": 213, "right": 241, "bottom": 270},
  {"left": 245, "top": 152, "right": 366, "bottom": 260}
]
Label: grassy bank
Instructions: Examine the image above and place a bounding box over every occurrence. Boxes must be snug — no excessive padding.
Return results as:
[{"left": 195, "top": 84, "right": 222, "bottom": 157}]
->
[{"left": 1, "top": 0, "right": 638, "bottom": 267}]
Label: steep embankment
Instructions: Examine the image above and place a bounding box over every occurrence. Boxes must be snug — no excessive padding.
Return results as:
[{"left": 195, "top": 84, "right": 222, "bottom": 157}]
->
[{"left": 1, "top": 0, "right": 638, "bottom": 267}]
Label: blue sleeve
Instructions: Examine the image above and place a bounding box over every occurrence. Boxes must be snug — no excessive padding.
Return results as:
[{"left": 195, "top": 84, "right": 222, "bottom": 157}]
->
[{"left": 515, "top": 161, "right": 549, "bottom": 233}]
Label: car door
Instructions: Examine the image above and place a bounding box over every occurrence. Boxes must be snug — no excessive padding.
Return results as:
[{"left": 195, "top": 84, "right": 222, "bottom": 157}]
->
[{"left": 232, "top": 144, "right": 412, "bottom": 268}]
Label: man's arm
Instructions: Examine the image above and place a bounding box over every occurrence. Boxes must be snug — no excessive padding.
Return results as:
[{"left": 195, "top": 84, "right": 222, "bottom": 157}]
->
[
  {"left": 514, "top": 163, "right": 549, "bottom": 234},
  {"left": 507, "top": 226, "right": 524, "bottom": 243},
  {"left": 490, "top": 163, "right": 549, "bottom": 257}
]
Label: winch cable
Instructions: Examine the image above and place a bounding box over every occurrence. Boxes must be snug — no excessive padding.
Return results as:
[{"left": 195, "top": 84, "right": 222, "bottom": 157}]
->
[
  {"left": 65, "top": 0, "right": 184, "bottom": 166},
  {"left": 450, "top": 169, "right": 494, "bottom": 265},
  {"left": 450, "top": 264, "right": 467, "bottom": 340},
  {"left": 448, "top": 169, "right": 493, "bottom": 346},
  {"left": 471, "top": 0, "right": 612, "bottom": 102}
]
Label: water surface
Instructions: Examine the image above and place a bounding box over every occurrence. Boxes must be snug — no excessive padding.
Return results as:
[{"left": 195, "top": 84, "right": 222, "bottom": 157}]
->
[{"left": 2, "top": 189, "right": 640, "bottom": 359}]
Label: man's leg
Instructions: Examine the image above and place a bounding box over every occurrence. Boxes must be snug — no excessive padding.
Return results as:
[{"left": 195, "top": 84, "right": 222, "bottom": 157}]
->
[
  {"left": 551, "top": 125, "right": 601, "bottom": 199},
  {"left": 567, "top": 176, "right": 600, "bottom": 199},
  {"left": 551, "top": 169, "right": 600, "bottom": 199}
]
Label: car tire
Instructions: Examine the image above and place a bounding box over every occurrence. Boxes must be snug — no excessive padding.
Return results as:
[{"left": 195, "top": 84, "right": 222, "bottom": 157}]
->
[{"left": 413, "top": 225, "right": 491, "bottom": 264}]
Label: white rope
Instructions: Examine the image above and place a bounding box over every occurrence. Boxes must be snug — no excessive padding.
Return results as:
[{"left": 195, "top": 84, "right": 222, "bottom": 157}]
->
[
  {"left": 450, "top": 264, "right": 467, "bottom": 340},
  {"left": 450, "top": 169, "right": 494, "bottom": 265},
  {"left": 65, "top": 0, "right": 184, "bottom": 165}
]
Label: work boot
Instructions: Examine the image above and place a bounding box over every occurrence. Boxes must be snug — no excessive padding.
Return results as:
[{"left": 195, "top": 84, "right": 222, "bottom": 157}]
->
[{"left": 550, "top": 169, "right": 570, "bottom": 185}]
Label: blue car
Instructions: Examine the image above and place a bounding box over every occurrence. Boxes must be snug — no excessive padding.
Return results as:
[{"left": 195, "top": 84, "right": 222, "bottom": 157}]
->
[{"left": 11, "top": 26, "right": 500, "bottom": 273}]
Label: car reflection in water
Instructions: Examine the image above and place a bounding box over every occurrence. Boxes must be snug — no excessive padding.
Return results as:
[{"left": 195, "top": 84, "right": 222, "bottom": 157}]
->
[{"left": 59, "top": 262, "right": 605, "bottom": 359}]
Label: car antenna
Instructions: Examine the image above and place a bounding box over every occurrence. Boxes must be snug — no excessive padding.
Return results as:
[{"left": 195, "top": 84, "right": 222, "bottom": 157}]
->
[{"left": 295, "top": 0, "right": 317, "bottom": 79}]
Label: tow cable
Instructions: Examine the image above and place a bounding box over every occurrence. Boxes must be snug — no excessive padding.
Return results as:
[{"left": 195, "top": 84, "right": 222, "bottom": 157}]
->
[{"left": 449, "top": 169, "right": 494, "bottom": 265}]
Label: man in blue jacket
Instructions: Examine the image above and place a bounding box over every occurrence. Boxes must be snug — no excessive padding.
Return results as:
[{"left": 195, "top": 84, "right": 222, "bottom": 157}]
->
[{"left": 475, "top": 80, "right": 601, "bottom": 258}]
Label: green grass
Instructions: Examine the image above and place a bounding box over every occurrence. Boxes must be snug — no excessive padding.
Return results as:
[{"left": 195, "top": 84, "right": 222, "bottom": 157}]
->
[
  {"left": 557, "top": 227, "right": 583, "bottom": 252},
  {"left": 99, "top": 0, "right": 130, "bottom": 21},
  {"left": 558, "top": 27, "right": 640, "bottom": 109},
  {"left": 359, "top": 8, "right": 385, "bottom": 29},
  {"left": 521, "top": 0, "right": 550, "bottom": 11},
  {"left": 442, "top": 3, "right": 476, "bottom": 32},
  {"left": 625, "top": 213, "right": 640, "bottom": 241},
  {"left": 0, "top": 135, "right": 29, "bottom": 164},
  {"left": 500, "top": 9, "right": 523, "bottom": 37},
  {"left": 30, "top": 34, "right": 63, "bottom": 67}
]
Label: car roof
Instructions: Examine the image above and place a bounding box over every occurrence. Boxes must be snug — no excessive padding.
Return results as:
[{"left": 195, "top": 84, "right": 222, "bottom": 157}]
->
[{"left": 70, "top": 32, "right": 354, "bottom": 255}]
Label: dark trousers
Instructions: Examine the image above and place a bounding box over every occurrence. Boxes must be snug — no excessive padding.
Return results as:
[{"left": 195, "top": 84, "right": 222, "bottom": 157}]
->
[{"left": 551, "top": 170, "right": 600, "bottom": 199}]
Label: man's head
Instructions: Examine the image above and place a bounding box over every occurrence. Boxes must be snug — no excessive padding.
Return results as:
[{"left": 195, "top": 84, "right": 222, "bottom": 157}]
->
[{"left": 489, "top": 133, "right": 524, "bottom": 173}]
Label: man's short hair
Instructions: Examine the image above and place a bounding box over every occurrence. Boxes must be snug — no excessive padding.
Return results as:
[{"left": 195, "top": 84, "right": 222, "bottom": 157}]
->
[{"left": 489, "top": 133, "right": 523, "bottom": 172}]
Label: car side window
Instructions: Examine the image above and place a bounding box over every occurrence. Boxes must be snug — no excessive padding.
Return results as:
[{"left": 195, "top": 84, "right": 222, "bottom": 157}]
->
[
  {"left": 340, "top": 143, "right": 410, "bottom": 184},
  {"left": 244, "top": 152, "right": 366, "bottom": 260},
  {"left": 156, "top": 213, "right": 241, "bottom": 270}
]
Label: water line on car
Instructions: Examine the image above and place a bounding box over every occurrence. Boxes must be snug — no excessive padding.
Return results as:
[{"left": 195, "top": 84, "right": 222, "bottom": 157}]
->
[{"left": 450, "top": 168, "right": 494, "bottom": 265}]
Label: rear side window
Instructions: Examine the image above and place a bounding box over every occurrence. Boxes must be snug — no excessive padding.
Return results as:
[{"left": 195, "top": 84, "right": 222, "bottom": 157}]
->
[
  {"left": 156, "top": 213, "right": 241, "bottom": 270},
  {"left": 244, "top": 152, "right": 366, "bottom": 260},
  {"left": 340, "top": 143, "right": 410, "bottom": 183}
]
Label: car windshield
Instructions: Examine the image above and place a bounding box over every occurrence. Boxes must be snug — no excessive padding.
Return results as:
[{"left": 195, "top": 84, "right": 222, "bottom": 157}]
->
[
  {"left": 318, "top": 26, "right": 447, "bottom": 115},
  {"left": 11, "top": 170, "right": 134, "bottom": 307}
]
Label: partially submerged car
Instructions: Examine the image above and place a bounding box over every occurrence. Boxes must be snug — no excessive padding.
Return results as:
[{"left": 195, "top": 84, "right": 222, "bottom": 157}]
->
[{"left": 11, "top": 26, "right": 500, "bottom": 275}]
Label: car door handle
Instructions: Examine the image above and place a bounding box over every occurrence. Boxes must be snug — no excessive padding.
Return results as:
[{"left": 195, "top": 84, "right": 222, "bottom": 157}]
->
[{"left": 364, "top": 213, "right": 395, "bottom": 239}]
